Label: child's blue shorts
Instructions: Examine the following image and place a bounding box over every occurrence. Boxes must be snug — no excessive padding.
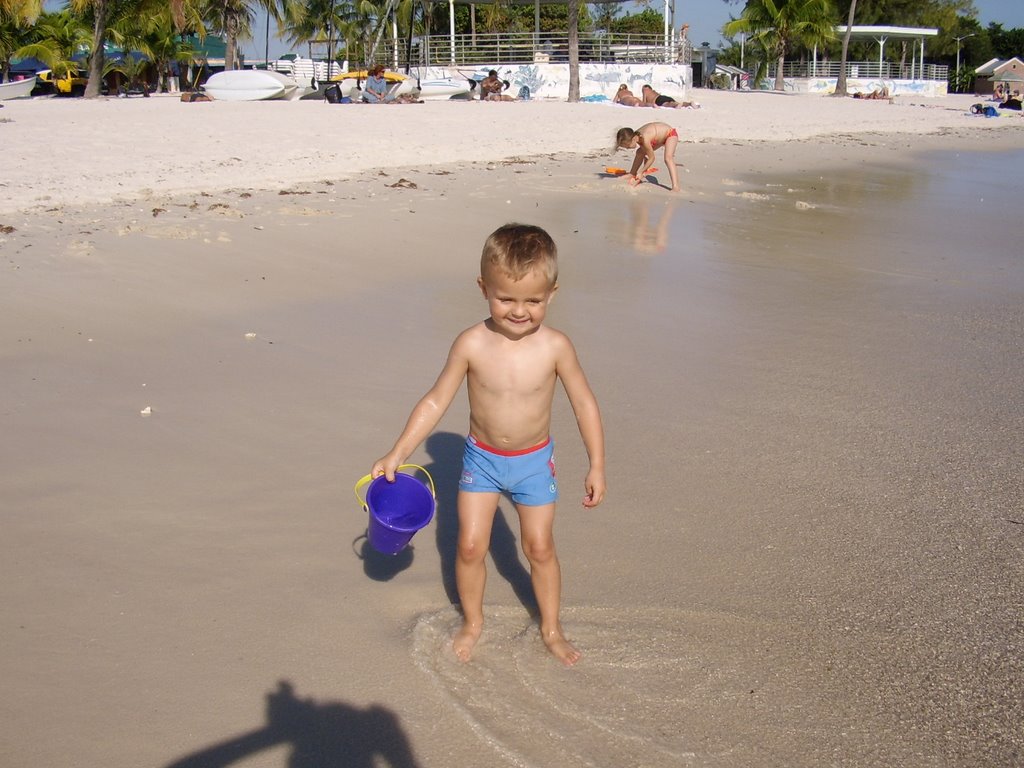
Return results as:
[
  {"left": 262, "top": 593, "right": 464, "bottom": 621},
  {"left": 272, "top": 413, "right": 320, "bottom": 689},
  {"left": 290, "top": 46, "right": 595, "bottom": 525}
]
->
[{"left": 459, "top": 435, "right": 559, "bottom": 506}]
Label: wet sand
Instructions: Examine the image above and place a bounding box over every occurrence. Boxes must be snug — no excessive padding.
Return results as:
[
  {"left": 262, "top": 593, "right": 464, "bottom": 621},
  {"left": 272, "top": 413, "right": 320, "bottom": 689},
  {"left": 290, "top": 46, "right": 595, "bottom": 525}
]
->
[{"left": 1, "top": 97, "right": 1023, "bottom": 767}]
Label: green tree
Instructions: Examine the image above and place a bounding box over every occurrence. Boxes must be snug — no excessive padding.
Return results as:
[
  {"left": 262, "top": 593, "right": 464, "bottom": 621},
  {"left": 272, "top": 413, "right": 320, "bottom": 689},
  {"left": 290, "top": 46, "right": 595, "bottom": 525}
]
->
[
  {"left": 988, "top": 22, "right": 1024, "bottom": 59},
  {"left": 142, "top": 13, "right": 200, "bottom": 91},
  {"left": 202, "top": 0, "right": 252, "bottom": 70},
  {"left": 280, "top": 0, "right": 353, "bottom": 64},
  {"left": 0, "top": 0, "right": 41, "bottom": 81},
  {"left": 610, "top": 8, "right": 663, "bottom": 35},
  {"left": 109, "top": 6, "right": 200, "bottom": 92},
  {"left": 14, "top": 8, "right": 90, "bottom": 84},
  {"left": 68, "top": 0, "right": 194, "bottom": 98},
  {"left": 724, "top": 0, "right": 838, "bottom": 91}
]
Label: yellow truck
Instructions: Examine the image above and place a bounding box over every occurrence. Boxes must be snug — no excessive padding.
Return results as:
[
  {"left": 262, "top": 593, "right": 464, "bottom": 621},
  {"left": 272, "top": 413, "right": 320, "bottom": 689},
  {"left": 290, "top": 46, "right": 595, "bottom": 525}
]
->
[{"left": 37, "top": 69, "right": 88, "bottom": 96}]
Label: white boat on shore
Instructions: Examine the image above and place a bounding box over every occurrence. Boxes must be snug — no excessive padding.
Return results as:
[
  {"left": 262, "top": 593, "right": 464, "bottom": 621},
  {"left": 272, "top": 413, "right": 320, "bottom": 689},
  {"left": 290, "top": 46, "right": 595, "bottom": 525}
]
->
[
  {"left": 203, "top": 70, "right": 299, "bottom": 101},
  {"left": 333, "top": 72, "right": 472, "bottom": 101},
  {"left": 0, "top": 76, "right": 36, "bottom": 101},
  {"left": 415, "top": 77, "right": 472, "bottom": 100}
]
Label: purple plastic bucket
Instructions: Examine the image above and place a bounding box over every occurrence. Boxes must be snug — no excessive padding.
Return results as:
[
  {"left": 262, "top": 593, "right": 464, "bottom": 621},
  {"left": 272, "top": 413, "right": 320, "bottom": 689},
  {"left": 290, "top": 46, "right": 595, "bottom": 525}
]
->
[{"left": 365, "top": 473, "right": 435, "bottom": 555}]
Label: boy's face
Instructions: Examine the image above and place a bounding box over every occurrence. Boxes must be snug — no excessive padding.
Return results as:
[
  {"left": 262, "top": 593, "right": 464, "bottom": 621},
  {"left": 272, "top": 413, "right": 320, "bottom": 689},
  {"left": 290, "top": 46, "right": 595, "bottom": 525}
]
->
[{"left": 478, "top": 266, "right": 557, "bottom": 339}]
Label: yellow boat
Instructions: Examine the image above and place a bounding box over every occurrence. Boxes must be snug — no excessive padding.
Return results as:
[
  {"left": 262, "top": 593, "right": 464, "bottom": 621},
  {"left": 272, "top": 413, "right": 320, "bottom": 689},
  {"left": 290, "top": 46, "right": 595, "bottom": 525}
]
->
[{"left": 331, "top": 70, "right": 407, "bottom": 83}]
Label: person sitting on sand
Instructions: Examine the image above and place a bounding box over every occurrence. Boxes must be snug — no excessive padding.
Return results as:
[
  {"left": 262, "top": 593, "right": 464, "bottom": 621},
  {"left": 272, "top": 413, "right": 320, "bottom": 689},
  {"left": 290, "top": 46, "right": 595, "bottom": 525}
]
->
[
  {"left": 480, "top": 70, "right": 504, "bottom": 101},
  {"left": 613, "top": 84, "right": 644, "bottom": 107},
  {"left": 615, "top": 122, "right": 682, "bottom": 193},
  {"left": 362, "top": 65, "right": 393, "bottom": 103},
  {"left": 371, "top": 223, "right": 606, "bottom": 666},
  {"left": 494, "top": 80, "right": 520, "bottom": 101},
  {"left": 640, "top": 84, "right": 698, "bottom": 109}
]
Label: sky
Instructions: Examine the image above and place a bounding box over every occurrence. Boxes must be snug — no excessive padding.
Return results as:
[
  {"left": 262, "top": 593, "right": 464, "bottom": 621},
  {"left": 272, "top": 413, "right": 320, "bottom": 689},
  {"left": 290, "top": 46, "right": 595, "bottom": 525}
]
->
[{"left": 239, "top": 0, "right": 1024, "bottom": 60}]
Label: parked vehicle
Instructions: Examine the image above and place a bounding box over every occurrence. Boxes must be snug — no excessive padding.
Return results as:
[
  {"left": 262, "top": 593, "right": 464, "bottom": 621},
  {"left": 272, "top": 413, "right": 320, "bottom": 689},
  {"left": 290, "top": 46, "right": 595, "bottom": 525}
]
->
[{"left": 36, "top": 69, "right": 88, "bottom": 96}]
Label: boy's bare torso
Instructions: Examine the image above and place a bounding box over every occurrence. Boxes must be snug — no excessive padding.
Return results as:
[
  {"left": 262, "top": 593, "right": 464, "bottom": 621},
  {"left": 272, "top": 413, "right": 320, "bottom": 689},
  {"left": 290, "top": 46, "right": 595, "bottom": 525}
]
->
[{"left": 459, "top": 320, "right": 563, "bottom": 450}]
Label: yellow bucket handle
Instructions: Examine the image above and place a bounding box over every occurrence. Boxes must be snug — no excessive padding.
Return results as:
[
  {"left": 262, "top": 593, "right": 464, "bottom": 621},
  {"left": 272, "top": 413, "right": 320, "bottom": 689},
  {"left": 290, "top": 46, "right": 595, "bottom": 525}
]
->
[{"left": 354, "top": 464, "right": 435, "bottom": 511}]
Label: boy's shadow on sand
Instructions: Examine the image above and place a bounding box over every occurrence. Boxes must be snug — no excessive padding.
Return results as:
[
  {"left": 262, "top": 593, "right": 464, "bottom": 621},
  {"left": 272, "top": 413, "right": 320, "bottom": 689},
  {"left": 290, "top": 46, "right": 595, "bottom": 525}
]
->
[
  {"left": 163, "top": 680, "right": 420, "bottom": 768},
  {"left": 425, "top": 432, "right": 538, "bottom": 616},
  {"left": 354, "top": 432, "right": 537, "bottom": 617}
]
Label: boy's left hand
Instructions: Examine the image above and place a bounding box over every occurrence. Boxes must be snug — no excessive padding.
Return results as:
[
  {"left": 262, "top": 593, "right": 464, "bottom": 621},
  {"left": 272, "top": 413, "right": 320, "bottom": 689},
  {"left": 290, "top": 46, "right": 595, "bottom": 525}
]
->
[{"left": 582, "top": 469, "right": 606, "bottom": 508}]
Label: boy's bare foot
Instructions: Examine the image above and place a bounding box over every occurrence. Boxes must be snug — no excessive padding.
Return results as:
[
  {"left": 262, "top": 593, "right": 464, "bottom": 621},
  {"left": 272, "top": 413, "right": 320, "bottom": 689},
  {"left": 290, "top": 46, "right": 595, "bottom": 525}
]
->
[
  {"left": 542, "top": 628, "right": 581, "bottom": 666},
  {"left": 452, "top": 621, "right": 482, "bottom": 662}
]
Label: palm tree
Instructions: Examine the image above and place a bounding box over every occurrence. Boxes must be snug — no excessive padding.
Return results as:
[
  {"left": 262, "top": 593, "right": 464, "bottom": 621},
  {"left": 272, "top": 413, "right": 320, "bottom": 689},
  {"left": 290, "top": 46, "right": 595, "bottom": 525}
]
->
[
  {"left": 71, "top": 0, "right": 192, "bottom": 97},
  {"left": 0, "top": 0, "right": 41, "bottom": 81},
  {"left": 724, "top": 0, "right": 837, "bottom": 91},
  {"left": 202, "top": 0, "right": 287, "bottom": 70},
  {"left": 14, "top": 8, "right": 91, "bottom": 86},
  {"left": 567, "top": 0, "right": 579, "bottom": 101},
  {"left": 139, "top": 13, "right": 199, "bottom": 92},
  {"left": 107, "top": 7, "right": 199, "bottom": 93},
  {"left": 833, "top": 0, "right": 856, "bottom": 96},
  {"left": 1, "top": 0, "right": 38, "bottom": 16},
  {"left": 281, "top": 0, "right": 348, "bottom": 64}
]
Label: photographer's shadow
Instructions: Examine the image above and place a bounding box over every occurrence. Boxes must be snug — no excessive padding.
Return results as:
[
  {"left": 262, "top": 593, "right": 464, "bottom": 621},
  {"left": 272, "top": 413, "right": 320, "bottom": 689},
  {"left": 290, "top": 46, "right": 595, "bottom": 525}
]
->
[
  {"left": 425, "top": 432, "right": 538, "bottom": 617},
  {"left": 163, "top": 680, "right": 420, "bottom": 768}
]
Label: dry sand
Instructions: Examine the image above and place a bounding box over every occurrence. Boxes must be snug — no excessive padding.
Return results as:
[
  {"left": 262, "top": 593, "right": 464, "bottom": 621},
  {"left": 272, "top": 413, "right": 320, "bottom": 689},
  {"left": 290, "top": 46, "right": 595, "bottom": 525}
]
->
[
  {"left": 0, "top": 90, "right": 1020, "bottom": 213},
  {"left": 1, "top": 91, "right": 1023, "bottom": 767}
]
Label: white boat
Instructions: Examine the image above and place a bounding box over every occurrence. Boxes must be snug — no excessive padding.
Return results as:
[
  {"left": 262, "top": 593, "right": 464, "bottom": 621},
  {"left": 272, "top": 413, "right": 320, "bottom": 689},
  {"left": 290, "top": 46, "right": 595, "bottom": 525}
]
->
[
  {"left": 0, "top": 76, "right": 36, "bottom": 101},
  {"left": 333, "top": 72, "right": 471, "bottom": 101},
  {"left": 415, "top": 77, "right": 472, "bottom": 100},
  {"left": 203, "top": 70, "right": 299, "bottom": 101}
]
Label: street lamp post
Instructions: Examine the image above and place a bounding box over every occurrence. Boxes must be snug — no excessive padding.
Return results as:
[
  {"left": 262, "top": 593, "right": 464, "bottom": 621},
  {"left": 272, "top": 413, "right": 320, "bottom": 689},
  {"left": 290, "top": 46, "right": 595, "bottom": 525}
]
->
[{"left": 954, "top": 33, "right": 976, "bottom": 91}]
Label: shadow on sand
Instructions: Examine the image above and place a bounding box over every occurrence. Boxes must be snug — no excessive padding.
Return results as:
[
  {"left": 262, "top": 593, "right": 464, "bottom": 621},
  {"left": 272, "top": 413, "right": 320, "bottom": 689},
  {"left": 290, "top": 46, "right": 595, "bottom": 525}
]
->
[
  {"left": 423, "top": 432, "right": 538, "bottom": 617},
  {"left": 163, "top": 680, "right": 420, "bottom": 768}
]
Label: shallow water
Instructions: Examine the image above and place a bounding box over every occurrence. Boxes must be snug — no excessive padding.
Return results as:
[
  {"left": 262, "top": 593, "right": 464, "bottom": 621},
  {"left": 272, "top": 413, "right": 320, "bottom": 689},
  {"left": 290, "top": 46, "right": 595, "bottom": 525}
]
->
[
  {"left": 3, "top": 146, "right": 1021, "bottom": 768},
  {"left": 407, "top": 149, "right": 1024, "bottom": 766}
]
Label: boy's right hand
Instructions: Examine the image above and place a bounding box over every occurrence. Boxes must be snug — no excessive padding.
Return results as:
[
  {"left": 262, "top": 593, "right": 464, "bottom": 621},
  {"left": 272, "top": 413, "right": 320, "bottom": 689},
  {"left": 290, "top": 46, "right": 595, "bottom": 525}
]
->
[{"left": 370, "top": 453, "right": 403, "bottom": 483}]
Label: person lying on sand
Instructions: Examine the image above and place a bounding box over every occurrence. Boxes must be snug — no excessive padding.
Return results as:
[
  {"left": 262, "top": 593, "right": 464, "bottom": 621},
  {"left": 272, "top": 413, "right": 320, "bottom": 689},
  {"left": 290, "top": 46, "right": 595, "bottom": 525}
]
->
[
  {"left": 640, "top": 84, "right": 698, "bottom": 109},
  {"left": 853, "top": 86, "right": 890, "bottom": 100},
  {"left": 613, "top": 84, "right": 644, "bottom": 107}
]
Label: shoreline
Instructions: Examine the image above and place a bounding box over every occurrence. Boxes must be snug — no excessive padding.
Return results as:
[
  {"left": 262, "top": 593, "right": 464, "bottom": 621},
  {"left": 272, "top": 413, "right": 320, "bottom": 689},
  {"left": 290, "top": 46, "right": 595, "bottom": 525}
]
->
[{"left": 2, "top": 91, "right": 1022, "bottom": 216}]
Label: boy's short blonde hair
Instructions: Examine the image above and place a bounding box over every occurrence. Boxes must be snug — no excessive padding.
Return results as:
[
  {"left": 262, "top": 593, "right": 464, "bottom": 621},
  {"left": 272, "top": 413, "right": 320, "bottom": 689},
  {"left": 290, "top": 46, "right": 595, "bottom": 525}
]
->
[{"left": 481, "top": 223, "right": 558, "bottom": 286}]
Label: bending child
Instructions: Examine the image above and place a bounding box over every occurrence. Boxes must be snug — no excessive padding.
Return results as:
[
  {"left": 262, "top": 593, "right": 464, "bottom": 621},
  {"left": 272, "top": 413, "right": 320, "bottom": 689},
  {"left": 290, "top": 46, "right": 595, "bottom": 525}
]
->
[
  {"left": 371, "top": 223, "right": 606, "bottom": 666},
  {"left": 615, "top": 122, "right": 681, "bottom": 192}
]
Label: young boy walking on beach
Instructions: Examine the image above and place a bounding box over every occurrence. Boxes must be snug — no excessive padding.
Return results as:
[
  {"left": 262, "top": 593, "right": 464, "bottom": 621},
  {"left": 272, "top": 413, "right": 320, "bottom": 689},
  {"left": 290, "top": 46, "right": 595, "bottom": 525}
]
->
[{"left": 371, "top": 223, "right": 606, "bottom": 666}]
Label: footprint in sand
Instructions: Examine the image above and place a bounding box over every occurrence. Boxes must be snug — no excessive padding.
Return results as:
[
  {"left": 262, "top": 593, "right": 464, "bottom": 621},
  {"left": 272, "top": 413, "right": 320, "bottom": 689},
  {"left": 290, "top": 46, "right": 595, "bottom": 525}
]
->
[
  {"left": 725, "top": 191, "right": 772, "bottom": 201},
  {"left": 276, "top": 206, "right": 335, "bottom": 217},
  {"left": 66, "top": 239, "right": 96, "bottom": 257},
  {"left": 143, "top": 225, "right": 203, "bottom": 240}
]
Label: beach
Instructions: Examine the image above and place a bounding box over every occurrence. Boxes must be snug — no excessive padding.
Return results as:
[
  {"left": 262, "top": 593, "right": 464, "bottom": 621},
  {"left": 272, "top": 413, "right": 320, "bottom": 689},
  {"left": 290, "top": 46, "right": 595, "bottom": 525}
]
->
[{"left": 1, "top": 91, "right": 1023, "bottom": 767}]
